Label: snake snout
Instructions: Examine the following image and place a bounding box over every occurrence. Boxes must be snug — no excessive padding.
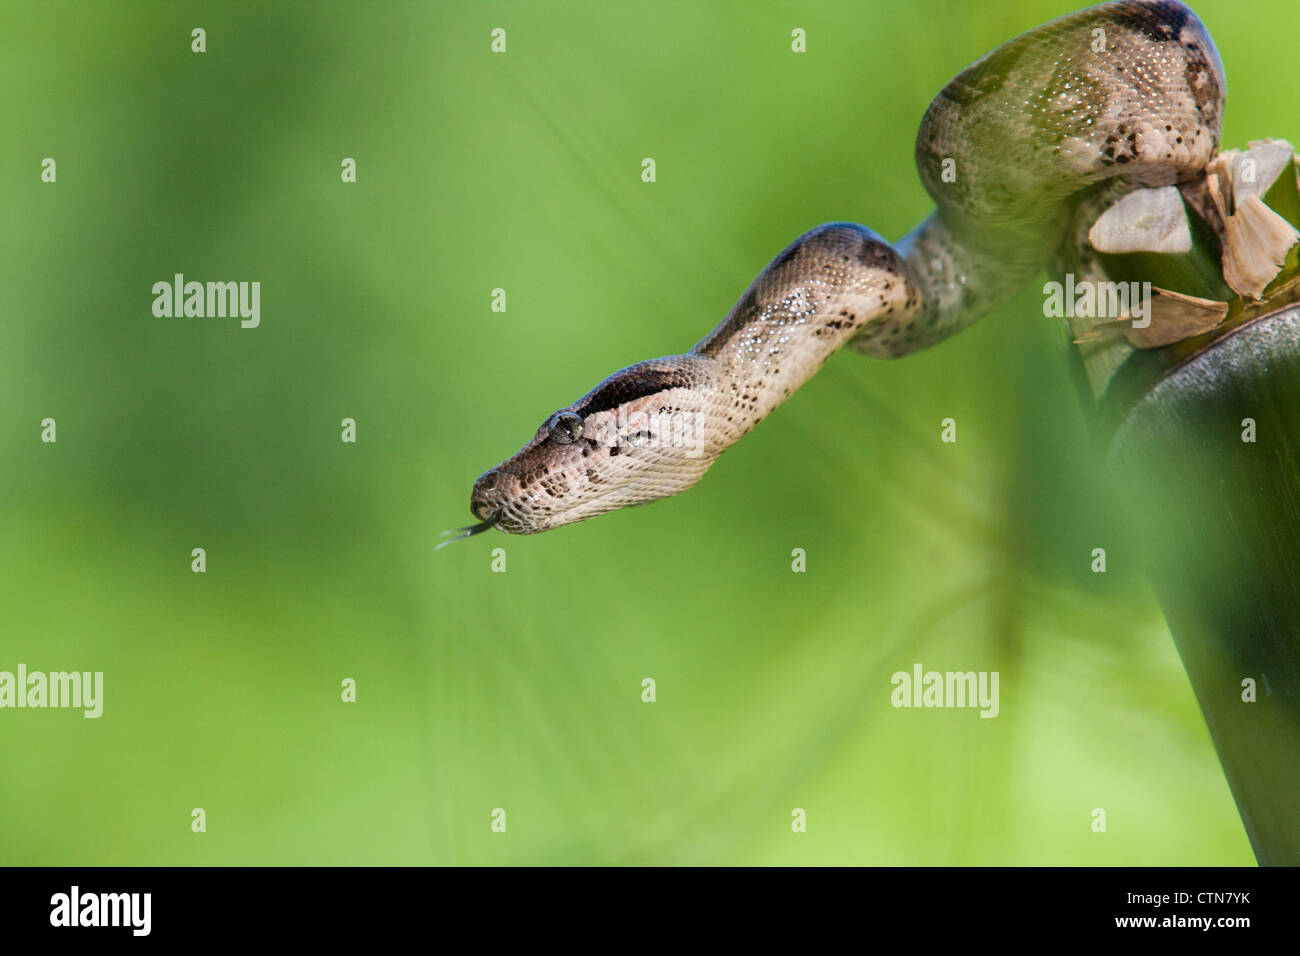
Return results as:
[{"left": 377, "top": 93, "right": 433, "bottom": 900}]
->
[{"left": 470, "top": 468, "right": 504, "bottom": 521}]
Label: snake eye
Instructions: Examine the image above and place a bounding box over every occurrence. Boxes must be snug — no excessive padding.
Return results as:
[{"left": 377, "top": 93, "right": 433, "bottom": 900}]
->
[{"left": 547, "top": 410, "right": 584, "bottom": 444}]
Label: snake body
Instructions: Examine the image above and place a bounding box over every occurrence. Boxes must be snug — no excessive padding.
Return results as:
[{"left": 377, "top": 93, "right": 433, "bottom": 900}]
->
[{"left": 453, "top": 0, "right": 1225, "bottom": 540}]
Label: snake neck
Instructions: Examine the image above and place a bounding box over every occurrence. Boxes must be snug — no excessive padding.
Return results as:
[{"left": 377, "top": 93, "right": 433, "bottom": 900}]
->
[
  {"left": 884, "top": 212, "right": 1049, "bottom": 356},
  {"left": 688, "top": 223, "right": 922, "bottom": 449}
]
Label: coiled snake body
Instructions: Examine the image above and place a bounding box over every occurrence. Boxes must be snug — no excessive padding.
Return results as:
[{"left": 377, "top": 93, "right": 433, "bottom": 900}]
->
[{"left": 449, "top": 0, "right": 1225, "bottom": 542}]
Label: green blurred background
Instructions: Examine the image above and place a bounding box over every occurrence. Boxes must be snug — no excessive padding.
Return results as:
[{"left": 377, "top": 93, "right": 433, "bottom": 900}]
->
[{"left": 2, "top": 0, "right": 1292, "bottom": 865}]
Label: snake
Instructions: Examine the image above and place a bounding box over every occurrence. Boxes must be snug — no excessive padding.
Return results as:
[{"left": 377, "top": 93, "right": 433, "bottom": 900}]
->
[{"left": 443, "top": 0, "right": 1225, "bottom": 545}]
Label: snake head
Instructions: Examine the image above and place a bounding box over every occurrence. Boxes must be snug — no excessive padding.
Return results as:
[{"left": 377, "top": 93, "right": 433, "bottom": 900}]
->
[{"left": 465, "top": 354, "right": 723, "bottom": 535}]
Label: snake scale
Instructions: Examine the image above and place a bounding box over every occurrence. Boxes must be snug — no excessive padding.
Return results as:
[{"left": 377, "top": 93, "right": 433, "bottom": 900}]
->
[{"left": 445, "top": 0, "right": 1225, "bottom": 544}]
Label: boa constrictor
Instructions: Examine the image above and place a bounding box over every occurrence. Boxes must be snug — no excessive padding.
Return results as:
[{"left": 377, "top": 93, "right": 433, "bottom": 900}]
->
[{"left": 445, "top": 0, "right": 1224, "bottom": 545}]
